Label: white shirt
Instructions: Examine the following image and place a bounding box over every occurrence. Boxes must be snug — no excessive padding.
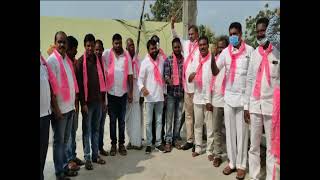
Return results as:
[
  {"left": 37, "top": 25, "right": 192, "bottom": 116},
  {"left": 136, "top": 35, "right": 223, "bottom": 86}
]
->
[
  {"left": 172, "top": 28, "right": 200, "bottom": 93},
  {"left": 205, "top": 56, "right": 226, "bottom": 108},
  {"left": 138, "top": 54, "right": 165, "bottom": 102},
  {"left": 47, "top": 52, "right": 75, "bottom": 114},
  {"left": 244, "top": 46, "right": 280, "bottom": 116},
  {"left": 102, "top": 49, "right": 133, "bottom": 97},
  {"left": 40, "top": 59, "right": 51, "bottom": 117},
  {"left": 193, "top": 53, "right": 212, "bottom": 105},
  {"left": 132, "top": 54, "right": 142, "bottom": 102},
  {"left": 216, "top": 43, "right": 254, "bottom": 108}
]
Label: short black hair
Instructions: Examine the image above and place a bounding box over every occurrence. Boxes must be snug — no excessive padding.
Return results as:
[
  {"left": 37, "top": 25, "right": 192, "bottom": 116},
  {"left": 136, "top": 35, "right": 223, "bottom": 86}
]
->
[
  {"left": 84, "top": 33, "right": 95, "bottom": 46},
  {"left": 95, "top": 39, "right": 104, "bottom": 47},
  {"left": 67, "top": 36, "right": 78, "bottom": 49},
  {"left": 147, "top": 39, "right": 157, "bottom": 50},
  {"left": 54, "top": 31, "right": 67, "bottom": 43},
  {"left": 151, "top": 35, "right": 160, "bottom": 43},
  {"left": 172, "top": 37, "right": 181, "bottom": 46},
  {"left": 112, "top": 33, "right": 122, "bottom": 42},
  {"left": 229, "top": 22, "right": 242, "bottom": 33},
  {"left": 198, "top": 36, "right": 209, "bottom": 45},
  {"left": 217, "top": 35, "right": 229, "bottom": 47},
  {"left": 188, "top": 25, "right": 199, "bottom": 33},
  {"left": 256, "top": 17, "right": 269, "bottom": 27}
]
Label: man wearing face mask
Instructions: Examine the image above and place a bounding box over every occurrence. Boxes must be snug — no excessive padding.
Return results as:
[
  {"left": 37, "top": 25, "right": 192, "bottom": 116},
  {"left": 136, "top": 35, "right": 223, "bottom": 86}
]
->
[
  {"left": 244, "top": 18, "right": 280, "bottom": 180},
  {"left": 77, "top": 34, "right": 107, "bottom": 170},
  {"left": 211, "top": 22, "right": 254, "bottom": 180}
]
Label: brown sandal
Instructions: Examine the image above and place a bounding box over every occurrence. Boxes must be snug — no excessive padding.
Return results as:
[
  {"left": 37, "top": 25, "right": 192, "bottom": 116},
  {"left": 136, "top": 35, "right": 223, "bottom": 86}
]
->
[
  {"left": 222, "top": 165, "right": 236, "bottom": 175},
  {"left": 207, "top": 154, "right": 214, "bottom": 161},
  {"left": 236, "top": 169, "right": 246, "bottom": 180},
  {"left": 192, "top": 152, "right": 200, "bottom": 157},
  {"left": 213, "top": 157, "right": 222, "bottom": 167}
]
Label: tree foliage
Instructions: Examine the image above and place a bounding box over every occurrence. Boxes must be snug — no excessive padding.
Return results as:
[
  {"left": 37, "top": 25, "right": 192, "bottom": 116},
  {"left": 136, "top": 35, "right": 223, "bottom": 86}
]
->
[
  {"left": 244, "top": 3, "right": 279, "bottom": 48},
  {"left": 144, "top": 0, "right": 183, "bottom": 22}
]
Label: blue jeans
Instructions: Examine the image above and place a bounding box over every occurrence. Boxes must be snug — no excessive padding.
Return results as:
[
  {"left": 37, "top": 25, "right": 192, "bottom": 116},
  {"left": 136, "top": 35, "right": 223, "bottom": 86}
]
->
[
  {"left": 165, "top": 95, "right": 184, "bottom": 144},
  {"left": 146, "top": 101, "right": 164, "bottom": 147},
  {"left": 66, "top": 111, "right": 78, "bottom": 161},
  {"left": 40, "top": 115, "right": 51, "bottom": 180},
  {"left": 99, "top": 111, "right": 107, "bottom": 150},
  {"left": 108, "top": 93, "right": 127, "bottom": 145},
  {"left": 82, "top": 102, "right": 102, "bottom": 161},
  {"left": 51, "top": 110, "right": 74, "bottom": 176}
]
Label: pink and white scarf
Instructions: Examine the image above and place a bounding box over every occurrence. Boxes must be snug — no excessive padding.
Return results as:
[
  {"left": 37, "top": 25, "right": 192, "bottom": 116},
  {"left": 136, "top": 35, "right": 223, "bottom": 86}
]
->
[
  {"left": 228, "top": 41, "right": 246, "bottom": 85},
  {"left": 82, "top": 51, "right": 106, "bottom": 102},
  {"left": 53, "top": 49, "right": 79, "bottom": 102},
  {"left": 148, "top": 54, "right": 163, "bottom": 86},
  {"left": 194, "top": 52, "right": 210, "bottom": 90},
  {"left": 182, "top": 40, "right": 199, "bottom": 90},
  {"left": 172, "top": 53, "right": 182, "bottom": 85},
  {"left": 253, "top": 43, "right": 273, "bottom": 100},
  {"left": 40, "top": 55, "right": 59, "bottom": 95},
  {"left": 106, "top": 48, "right": 129, "bottom": 91}
]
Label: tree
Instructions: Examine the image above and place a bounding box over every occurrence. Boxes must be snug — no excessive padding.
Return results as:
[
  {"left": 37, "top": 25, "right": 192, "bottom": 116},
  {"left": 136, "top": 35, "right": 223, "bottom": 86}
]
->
[
  {"left": 144, "top": 0, "right": 183, "bottom": 22},
  {"left": 244, "top": 3, "right": 279, "bottom": 48},
  {"left": 198, "top": 24, "right": 216, "bottom": 44}
]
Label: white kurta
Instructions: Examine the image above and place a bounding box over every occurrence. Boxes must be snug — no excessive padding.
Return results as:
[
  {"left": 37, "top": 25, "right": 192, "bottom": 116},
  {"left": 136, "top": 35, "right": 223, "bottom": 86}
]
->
[
  {"left": 47, "top": 52, "right": 75, "bottom": 114},
  {"left": 102, "top": 49, "right": 133, "bottom": 97},
  {"left": 40, "top": 59, "right": 51, "bottom": 117},
  {"left": 172, "top": 28, "right": 200, "bottom": 93}
]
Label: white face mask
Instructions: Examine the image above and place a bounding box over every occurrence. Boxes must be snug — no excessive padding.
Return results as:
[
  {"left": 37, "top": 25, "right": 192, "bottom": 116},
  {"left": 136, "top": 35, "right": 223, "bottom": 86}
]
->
[{"left": 257, "top": 37, "right": 268, "bottom": 46}]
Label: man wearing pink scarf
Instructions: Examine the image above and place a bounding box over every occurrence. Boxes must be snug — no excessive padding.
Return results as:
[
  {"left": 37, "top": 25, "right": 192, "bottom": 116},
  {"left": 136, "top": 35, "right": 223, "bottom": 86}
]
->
[
  {"left": 188, "top": 36, "right": 213, "bottom": 158},
  {"left": 244, "top": 18, "right": 280, "bottom": 180},
  {"left": 47, "top": 31, "right": 79, "bottom": 180},
  {"left": 205, "top": 36, "right": 229, "bottom": 168},
  {"left": 163, "top": 38, "right": 184, "bottom": 152},
  {"left": 211, "top": 23, "right": 254, "bottom": 180},
  {"left": 171, "top": 17, "right": 200, "bottom": 151},
  {"left": 102, "top": 33, "right": 133, "bottom": 156},
  {"left": 76, "top": 34, "right": 107, "bottom": 170},
  {"left": 138, "top": 39, "right": 166, "bottom": 154}
]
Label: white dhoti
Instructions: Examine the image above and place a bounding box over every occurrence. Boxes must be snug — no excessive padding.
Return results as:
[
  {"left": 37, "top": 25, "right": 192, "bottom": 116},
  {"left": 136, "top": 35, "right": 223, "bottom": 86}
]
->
[
  {"left": 224, "top": 103, "right": 249, "bottom": 170},
  {"left": 125, "top": 102, "right": 142, "bottom": 147}
]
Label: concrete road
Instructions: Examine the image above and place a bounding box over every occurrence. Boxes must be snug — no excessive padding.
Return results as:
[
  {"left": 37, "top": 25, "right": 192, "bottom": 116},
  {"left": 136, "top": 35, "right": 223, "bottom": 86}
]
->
[{"left": 44, "top": 109, "right": 266, "bottom": 180}]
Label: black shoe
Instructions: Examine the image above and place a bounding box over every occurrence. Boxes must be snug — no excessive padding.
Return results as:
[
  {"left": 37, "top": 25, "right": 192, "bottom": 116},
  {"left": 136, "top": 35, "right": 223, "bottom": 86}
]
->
[
  {"left": 145, "top": 146, "right": 152, "bottom": 154},
  {"left": 85, "top": 160, "right": 93, "bottom": 170},
  {"left": 99, "top": 149, "right": 109, "bottom": 156},
  {"left": 110, "top": 145, "right": 117, "bottom": 156},
  {"left": 182, "top": 142, "right": 194, "bottom": 150},
  {"left": 155, "top": 144, "right": 165, "bottom": 153},
  {"left": 73, "top": 157, "right": 85, "bottom": 166},
  {"left": 64, "top": 169, "right": 78, "bottom": 177}
]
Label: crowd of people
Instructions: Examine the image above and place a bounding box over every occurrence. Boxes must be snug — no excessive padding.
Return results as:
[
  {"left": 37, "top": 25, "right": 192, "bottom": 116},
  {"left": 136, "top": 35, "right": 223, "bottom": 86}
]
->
[{"left": 40, "top": 9, "right": 280, "bottom": 180}]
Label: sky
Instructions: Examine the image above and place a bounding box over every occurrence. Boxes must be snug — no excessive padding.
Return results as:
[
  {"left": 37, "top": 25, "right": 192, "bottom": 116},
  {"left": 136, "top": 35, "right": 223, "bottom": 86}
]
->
[{"left": 40, "top": 0, "right": 280, "bottom": 36}]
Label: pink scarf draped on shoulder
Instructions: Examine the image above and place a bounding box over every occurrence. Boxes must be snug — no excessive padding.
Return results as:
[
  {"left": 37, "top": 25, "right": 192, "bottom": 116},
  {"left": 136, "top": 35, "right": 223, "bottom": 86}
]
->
[
  {"left": 106, "top": 48, "right": 129, "bottom": 91},
  {"left": 53, "top": 49, "right": 79, "bottom": 102},
  {"left": 182, "top": 40, "right": 199, "bottom": 90},
  {"left": 40, "top": 55, "right": 59, "bottom": 95},
  {"left": 194, "top": 52, "right": 210, "bottom": 90},
  {"left": 220, "top": 41, "right": 246, "bottom": 94},
  {"left": 253, "top": 43, "right": 273, "bottom": 99},
  {"left": 159, "top": 48, "right": 167, "bottom": 61},
  {"left": 271, "top": 85, "right": 280, "bottom": 180},
  {"left": 172, "top": 53, "right": 182, "bottom": 86},
  {"left": 148, "top": 54, "right": 163, "bottom": 86},
  {"left": 132, "top": 55, "right": 140, "bottom": 77},
  {"left": 82, "top": 51, "right": 106, "bottom": 102}
]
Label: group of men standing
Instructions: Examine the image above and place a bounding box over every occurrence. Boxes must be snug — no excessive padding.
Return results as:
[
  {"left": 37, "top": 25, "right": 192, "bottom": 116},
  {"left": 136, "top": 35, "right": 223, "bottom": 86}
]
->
[{"left": 40, "top": 9, "right": 280, "bottom": 180}]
